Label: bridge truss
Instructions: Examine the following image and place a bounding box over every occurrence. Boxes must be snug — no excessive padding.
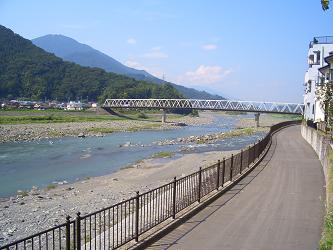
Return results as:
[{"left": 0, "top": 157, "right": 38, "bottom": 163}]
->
[{"left": 103, "top": 99, "right": 304, "bottom": 115}]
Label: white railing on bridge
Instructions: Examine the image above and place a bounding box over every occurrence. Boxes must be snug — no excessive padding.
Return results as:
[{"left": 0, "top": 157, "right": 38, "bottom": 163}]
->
[{"left": 103, "top": 99, "right": 304, "bottom": 115}]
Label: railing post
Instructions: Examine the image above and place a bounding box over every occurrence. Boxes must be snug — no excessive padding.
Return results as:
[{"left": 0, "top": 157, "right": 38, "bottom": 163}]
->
[
  {"left": 222, "top": 158, "right": 226, "bottom": 187},
  {"left": 230, "top": 154, "right": 234, "bottom": 181},
  {"left": 76, "top": 212, "right": 81, "bottom": 250},
  {"left": 198, "top": 167, "right": 202, "bottom": 202},
  {"left": 135, "top": 191, "right": 139, "bottom": 242},
  {"left": 248, "top": 146, "right": 251, "bottom": 168},
  {"left": 172, "top": 177, "right": 177, "bottom": 219},
  {"left": 65, "top": 215, "right": 71, "bottom": 250},
  {"left": 216, "top": 160, "right": 221, "bottom": 190},
  {"left": 240, "top": 150, "right": 243, "bottom": 174}
]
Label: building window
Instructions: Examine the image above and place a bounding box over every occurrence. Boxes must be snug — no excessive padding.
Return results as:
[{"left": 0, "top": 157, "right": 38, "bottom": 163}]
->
[
  {"left": 308, "top": 80, "right": 312, "bottom": 93},
  {"left": 308, "top": 54, "right": 314, "bottom": 66},
  {"left": 312, "top": 104, "right": 315, "bottom": 114},
  {"left": 314, "top": 51, "right": 321, "bottom": 64}
]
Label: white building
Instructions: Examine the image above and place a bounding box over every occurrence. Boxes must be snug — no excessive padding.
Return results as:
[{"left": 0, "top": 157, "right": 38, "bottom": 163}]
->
[
  {"left": 66, "top": 101, "right": 83, "bottom": 111},
  {"left": 304, "top": 36, "right": 333, "bottom": 123}
]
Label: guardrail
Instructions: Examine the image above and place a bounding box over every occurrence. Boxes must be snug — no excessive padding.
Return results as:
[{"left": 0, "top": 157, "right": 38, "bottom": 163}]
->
[{"left": 0, "top": 120, "right": 301, "bottom": 250}]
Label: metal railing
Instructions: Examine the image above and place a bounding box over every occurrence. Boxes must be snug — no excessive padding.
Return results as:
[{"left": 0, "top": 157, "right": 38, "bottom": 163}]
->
[
  {"left": 0, "top": 120, "right": 300, "bottom": 250},
  {"left": 309, "top": 36, "right": 333, "bottom": 48}
]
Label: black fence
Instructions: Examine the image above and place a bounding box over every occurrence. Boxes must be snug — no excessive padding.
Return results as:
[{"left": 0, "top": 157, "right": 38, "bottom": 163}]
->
[{"left": 0, "top": 120, "right": 300, "bottom": 250}]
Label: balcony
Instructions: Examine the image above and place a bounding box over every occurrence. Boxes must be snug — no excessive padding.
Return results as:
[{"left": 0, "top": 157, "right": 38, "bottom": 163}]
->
[{"left": 309, "top": 36, "right": 333, "bottom": 48}]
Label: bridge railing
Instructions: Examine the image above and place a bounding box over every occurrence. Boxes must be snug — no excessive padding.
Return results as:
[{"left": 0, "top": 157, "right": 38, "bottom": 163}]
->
[
  {"left": 0, "top": 120, "right": 301, "bottom": 250},
  {"left": 103, "top": 99, "right": 304, "bottom": 114}
]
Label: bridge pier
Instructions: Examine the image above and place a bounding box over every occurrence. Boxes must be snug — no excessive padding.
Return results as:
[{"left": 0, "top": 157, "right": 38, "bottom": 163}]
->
[
  {"left": 161, "top": 109, "right": 167, "bottom": 123},
  {"left": 254, "top": 113, "right": 260, "bottom": 128}
]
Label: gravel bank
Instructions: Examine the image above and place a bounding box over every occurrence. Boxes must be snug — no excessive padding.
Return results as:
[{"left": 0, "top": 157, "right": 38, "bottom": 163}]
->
[{"left": 0, "top": 113, "right": 213, "bottom": 143}]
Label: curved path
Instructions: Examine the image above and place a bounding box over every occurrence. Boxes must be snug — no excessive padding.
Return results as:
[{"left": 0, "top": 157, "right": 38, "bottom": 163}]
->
[{"left": 147, "top": 125, "right": 325, "bottom": 250}]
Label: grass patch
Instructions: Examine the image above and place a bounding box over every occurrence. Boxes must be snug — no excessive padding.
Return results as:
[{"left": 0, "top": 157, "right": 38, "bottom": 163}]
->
[
  {"left": 195, "top": 128, "right": 257, "bottom": 144},
  {"left": 17, "top": 190, "right": 29, "bottom": 197},
  {"left": 46, "top": 184, "right": 57, "bottom": 190},
  {"left": 137, "top": 112, "right": 148, "bottom": 119},
  {"left": 0, "top": 114, "right": 125, "bottom": 124},
  {"left": 86, "top": 127, "right": 115, "bottom": 134},
  {"left": 47, "top": 130, "right": 62, "bottom": 137},
  {"left": 319, "top": 150, "right": 333, "bottom": 250},
  {"left": 152, "top": 151, "right": 174, "bottom": 158},
  {"left": 120, "top": 165, "right": 135, "bottom": 170},
  {"left": 270, "top": 114, "right": 302, "bottom": 120}
]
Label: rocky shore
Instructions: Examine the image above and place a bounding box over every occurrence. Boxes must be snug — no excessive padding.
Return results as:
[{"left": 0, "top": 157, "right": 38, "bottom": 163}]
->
[{"left": 153, "top": 127, "right": 268, "bottom": 147}]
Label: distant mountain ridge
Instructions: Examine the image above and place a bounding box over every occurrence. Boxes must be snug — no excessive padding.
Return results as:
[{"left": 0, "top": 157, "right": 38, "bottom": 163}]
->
[
  {"left": 32, "top": 35, "right": 225, "bottom": 100},
  {"left": 0, "top": 25, "right": 183, "bottom": 102}
]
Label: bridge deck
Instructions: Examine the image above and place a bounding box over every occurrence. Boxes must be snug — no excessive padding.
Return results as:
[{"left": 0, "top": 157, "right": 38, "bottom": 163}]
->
[{"left": 147, "top": 126, "right": 324, "bottom": 250}]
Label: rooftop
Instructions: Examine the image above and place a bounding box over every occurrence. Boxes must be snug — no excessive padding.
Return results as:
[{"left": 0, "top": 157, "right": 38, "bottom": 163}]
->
[{"left": 309, "top": 36, "right": 333, "bottom": 48}]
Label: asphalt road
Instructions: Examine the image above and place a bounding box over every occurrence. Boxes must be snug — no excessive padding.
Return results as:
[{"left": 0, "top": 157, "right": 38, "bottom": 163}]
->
[{"left": 147, "top": 125, "right": 325, "bottom": 250}]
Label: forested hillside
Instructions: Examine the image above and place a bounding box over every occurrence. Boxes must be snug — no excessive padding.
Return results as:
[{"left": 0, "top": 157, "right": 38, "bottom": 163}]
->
[{"left": 0, "top": 25, "right": 183, "bottom": 102}]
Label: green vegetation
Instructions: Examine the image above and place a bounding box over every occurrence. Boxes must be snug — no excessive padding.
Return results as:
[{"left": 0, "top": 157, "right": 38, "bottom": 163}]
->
[
  {"left": 17, "top": 190, "right": 29, "bottom": 197},
  {"left": 270, "top": 114, "right": 302, "bottom": 120},
  {"left": 224, "top": 111, "right": 248, "bottom": 115},
  {"left": 0, "top": 25, "right": 183, "bottom": 102},
  {"left": 0, "top": 114, "right": 124, "bottom": 124},
  {"left": 152, "top": 151, "right": 174, "bottom": 158},
  {"left": 46, "top": 184, "right": 57, "bottom": 190},
  {"left": 86, "top": 127, "right": 115, "bottom": 134},
  {"left": 195, "top": 128, "right": 258, "bottom": 144},
  {"left": 137, "top": 112, "right": 148, "bottom": 119},
  {"left": 322, "top": 0, "right": 330, "bottom": 10},
  {"left": 319, "top": 150, "right": 333, "bottom": 249}
]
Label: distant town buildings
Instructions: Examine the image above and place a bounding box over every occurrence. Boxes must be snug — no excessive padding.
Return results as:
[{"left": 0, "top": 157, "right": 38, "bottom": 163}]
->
[
  {"left": 0, "top": 100, "right": 98, "bottom": 111},
  {"left": 303, "top": 36, "right": 333, "bottom": 125}
]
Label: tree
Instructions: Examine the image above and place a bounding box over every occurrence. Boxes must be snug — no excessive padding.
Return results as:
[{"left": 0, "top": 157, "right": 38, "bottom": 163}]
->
[
  {"left": 322, "top": 0, "right": 330, "bottom": 11},
  {"left": 316, "top": 83, "right": 333, "bottom": 126}
]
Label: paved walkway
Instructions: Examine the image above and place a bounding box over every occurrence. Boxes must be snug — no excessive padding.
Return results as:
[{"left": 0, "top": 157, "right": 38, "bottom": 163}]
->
[{"left": 147, "top": 125, "right": 325, "bottom": 250}]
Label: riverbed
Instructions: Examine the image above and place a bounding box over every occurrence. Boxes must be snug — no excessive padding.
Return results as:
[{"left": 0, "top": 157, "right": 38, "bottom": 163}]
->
[{"left": 0, "top": 113, "right": 263, "bottom": 198}]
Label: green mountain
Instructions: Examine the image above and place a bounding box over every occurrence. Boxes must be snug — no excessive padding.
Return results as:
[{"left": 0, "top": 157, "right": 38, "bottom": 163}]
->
[
  {"left": 0, "top": 25, "right": 183, "bottom": 102},
  {"left": 32, "top": 35, "right": 225, "bottom": 100}
]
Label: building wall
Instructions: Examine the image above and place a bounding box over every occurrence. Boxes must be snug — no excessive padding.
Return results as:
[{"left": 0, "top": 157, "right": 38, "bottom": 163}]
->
[{"left": 304, "top": 43, "right": 333, "bottom": 123}]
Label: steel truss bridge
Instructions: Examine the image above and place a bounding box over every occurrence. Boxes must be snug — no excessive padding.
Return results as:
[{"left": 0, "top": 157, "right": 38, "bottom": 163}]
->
[{"left": 103, "top": 99, "right": 304, "bottom": 115}]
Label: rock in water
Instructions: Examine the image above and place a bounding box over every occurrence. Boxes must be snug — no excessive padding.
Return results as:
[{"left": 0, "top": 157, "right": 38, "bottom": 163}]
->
[{"left": 78, "top": 133, "right": 85, "bottom": 138}]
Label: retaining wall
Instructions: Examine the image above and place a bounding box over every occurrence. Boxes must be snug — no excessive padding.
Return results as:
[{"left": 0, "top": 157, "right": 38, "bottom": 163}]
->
[{"left": 301, "top": 124, "right": 332, "bottom": 204}]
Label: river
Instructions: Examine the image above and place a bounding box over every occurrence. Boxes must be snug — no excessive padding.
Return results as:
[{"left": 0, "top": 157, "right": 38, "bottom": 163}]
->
[{"left": 0, "top": 113, "right": 264, "bottom": 197}]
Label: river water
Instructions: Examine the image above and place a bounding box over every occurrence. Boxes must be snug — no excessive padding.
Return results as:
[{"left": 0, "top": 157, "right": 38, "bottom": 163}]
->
[{"left": 0, "top": 114, "right": 264, "bottom": 197}]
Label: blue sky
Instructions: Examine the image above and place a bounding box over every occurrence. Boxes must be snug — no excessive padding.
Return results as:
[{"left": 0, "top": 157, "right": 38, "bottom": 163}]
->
[{"left": 0, "top": 0, "right": 332, "bottom": 102}]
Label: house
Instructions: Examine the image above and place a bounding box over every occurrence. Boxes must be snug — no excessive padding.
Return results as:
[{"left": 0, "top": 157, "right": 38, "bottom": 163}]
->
[
  {"left": 303, "top": 36, "right": 333, "bottom": 124},
  {"left": 66, "top": 101, "right": 83, "bottom": 111}
]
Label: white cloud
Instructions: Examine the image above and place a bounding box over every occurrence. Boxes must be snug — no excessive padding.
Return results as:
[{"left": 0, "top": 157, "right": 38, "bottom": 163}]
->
[
  {"left": 202, "top": 44, "right": 218, "bottom": 51},
  {"left": 143, "top": 47, "right": 168, "bottom": 59},
  {"left": 125, "top": 60, "right": 164, "bottom": 78},
  {"left": 178, "top": 65, "right": 232, "bottom": 85},
  {"left": 127, "top": 38, "right": 137, "bottom": 45},
  {"left": 125, "top": 60, "right": 147, "bottom": 70}
]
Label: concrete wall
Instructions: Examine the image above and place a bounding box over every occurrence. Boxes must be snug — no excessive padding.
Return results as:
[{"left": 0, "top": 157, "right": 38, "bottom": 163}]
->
[{"left": 301, "top": 124, "right": 332, "bottom": 204}]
